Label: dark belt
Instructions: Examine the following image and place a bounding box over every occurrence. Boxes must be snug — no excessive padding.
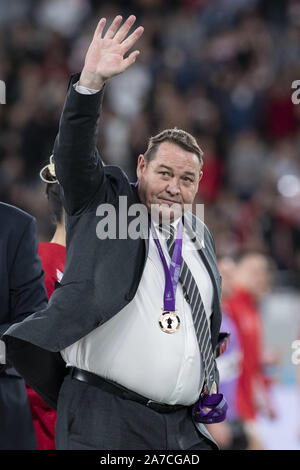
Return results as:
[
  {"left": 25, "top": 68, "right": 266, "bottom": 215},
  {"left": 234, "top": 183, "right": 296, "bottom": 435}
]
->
[{"left": 69, "top": 367, "right": 186, "bottom": 414}]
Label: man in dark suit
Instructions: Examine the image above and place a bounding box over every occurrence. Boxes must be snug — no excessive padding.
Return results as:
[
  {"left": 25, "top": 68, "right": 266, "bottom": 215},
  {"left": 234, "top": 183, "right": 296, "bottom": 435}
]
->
[
  {"left": 2, "top": 15, "right": 225, "bottom": 450},
  {"left": 0, "top": 203, "right": 47, "bottom": 449}
]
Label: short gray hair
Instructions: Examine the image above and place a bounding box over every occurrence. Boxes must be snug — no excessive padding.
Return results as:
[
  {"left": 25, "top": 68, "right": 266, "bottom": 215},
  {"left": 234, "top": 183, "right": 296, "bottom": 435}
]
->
[{"left": 144, "top": 128, "right": 204, "bottom": 169}]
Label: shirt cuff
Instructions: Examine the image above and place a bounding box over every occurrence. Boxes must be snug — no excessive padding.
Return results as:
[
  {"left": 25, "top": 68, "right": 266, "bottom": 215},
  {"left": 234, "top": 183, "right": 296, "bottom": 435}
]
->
[
  {"left": 74, "top": 81, "right": 101, "bottom": 95},
  {"left": 0, "top": 340, "right": 6, "bottom": 364}
]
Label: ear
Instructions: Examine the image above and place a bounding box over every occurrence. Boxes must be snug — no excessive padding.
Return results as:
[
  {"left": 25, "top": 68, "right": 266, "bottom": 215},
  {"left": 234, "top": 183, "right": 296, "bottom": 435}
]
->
[
  {"left": 136, "top": 154, "right": 146, "bottom": 179},
  {"left": 198, "top": 171, "right": 203, "bottom": 183}
]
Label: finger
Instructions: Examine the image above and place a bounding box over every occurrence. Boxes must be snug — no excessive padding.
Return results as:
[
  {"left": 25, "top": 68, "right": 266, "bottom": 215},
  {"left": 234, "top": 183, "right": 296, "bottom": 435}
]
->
[
  {"left": 202, "top": 407, "right": 212, "bottom": 413},
  {"left": 121, "top": 26, "right": 144, "bottom": 54},
  {"left": 93, "top": 18, "right": 106, "bottom": 39},
  {"left": 105, "top": 15, "right": 123, "bottom": 39},
  {"left": 114, "top": 14, "right": 136, "bottom": 43},
  {"left": 120, "top": 50, "right": 140, "bottom": 72}
]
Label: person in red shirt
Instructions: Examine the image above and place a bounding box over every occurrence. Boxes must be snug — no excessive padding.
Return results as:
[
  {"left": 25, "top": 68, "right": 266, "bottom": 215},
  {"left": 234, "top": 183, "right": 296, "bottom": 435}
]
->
[
  {"left": 26, "top": 156, "right": 66, "bottom": 450},
  {"left": 224, "top": 252, "right": 276, "bottom": 450},
  {"left": 39, "top": 157, "right": 66, "bottom": 297},
  {"left": 206, "top": 256, "right": 247, "bottom": 450}
]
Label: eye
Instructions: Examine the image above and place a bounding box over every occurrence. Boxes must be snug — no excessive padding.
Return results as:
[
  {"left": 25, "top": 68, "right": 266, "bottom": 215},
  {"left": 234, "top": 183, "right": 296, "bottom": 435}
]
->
[
  {"left": 160, "top": 171, "right": 170, "bottom": 177},
  {"left": 182, "top": 176, "right": 193, "bottom": 182}
]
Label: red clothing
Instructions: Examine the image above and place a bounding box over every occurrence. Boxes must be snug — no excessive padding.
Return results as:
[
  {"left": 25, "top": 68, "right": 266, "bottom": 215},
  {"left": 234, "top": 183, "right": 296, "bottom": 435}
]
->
[
  {"left": 197, "top": 153, "right": 222, "bottom": 204},
  {"left": 224, "top": 287, "right": 264, "bottom": 421},
  {"left": 265, "top": 94, "right": 297, "bottom": 139},
  {"left": 38, "top": 243, "right": 66, "bottom": 298},
  {"left": 26, "top": 242, "right": 66, "bottom": 450}
]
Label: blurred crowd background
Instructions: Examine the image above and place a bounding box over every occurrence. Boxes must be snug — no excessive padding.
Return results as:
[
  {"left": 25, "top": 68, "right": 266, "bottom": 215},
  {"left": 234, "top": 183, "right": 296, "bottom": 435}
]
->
[{"left": 1, "top": 0, "right": 300, "bottom": 450}]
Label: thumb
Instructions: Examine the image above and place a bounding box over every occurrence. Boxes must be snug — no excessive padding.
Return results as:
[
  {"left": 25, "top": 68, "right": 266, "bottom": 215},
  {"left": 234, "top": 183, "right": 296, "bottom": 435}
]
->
[{"left": 121, "top": 50, "right": 140, "bottom": 72}]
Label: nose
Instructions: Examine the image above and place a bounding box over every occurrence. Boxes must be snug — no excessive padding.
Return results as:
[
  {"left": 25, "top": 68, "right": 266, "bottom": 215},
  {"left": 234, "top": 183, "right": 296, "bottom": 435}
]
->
[{"left": 166, "top": 178, "right": 180, "bottom": 197}]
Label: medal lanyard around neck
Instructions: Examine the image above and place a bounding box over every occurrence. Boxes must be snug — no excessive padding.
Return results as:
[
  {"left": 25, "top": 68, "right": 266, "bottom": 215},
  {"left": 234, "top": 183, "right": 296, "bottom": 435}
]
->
[{"left": 150, "top": 219, "right": 183, "bottom": 312}]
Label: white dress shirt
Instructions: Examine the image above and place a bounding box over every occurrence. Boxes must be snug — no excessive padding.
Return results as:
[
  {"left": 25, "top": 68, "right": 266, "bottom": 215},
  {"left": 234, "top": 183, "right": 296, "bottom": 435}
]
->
[{"left": 61, "top": 214, "right": 214, "bottom": 405}]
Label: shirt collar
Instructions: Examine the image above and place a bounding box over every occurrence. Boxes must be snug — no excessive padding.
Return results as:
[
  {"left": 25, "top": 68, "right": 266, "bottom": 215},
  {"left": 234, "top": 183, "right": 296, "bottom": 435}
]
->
[{"left": 152, "top": 216, "right": 181, "bottom": 230}]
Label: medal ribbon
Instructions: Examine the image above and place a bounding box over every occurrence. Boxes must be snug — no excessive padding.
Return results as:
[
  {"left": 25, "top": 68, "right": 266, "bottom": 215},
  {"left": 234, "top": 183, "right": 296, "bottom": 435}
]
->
[
  {"left": 150, "top": 219, "right": 183, "bottom": 312},
  {"left": 151, "top": 217, "right": 228, "bottom": 423}
]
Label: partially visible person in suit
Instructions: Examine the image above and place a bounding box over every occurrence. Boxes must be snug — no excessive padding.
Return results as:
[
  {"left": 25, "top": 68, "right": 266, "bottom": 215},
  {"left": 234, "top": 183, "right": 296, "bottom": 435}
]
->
[
  {"left": 0, "top": 202, "right": 47, "bottom": 449},
  {"left": 26, "top": 156, "right": 66, "bottom": 450},
  {"left": 2, "top": 15, "right": 226, "bottom": 450}
]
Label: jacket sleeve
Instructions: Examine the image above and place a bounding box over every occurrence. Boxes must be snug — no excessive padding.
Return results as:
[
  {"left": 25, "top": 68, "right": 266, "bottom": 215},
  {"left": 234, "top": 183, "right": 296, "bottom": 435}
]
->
[
  {"left": 53, "top": 73, "right": 109, "bottom": 215},
  {"left": 1, "top": 217, "right": 48, "bottom": 337}
]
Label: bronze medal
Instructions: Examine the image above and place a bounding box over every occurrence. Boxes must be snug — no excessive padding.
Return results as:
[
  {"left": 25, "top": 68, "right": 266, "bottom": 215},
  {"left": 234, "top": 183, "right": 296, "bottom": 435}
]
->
[{"left": 158, "top": 310, "right": 180, "bottom": 334}]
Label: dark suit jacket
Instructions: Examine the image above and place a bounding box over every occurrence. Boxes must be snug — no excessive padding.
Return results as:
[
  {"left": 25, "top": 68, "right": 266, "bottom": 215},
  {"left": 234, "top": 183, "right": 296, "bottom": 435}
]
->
[
  {"left": 2, "top": 74, "right": 222, "bottom": 411},
  {"left": 0, "top": 203, "right": 47, "bottom": 449}
]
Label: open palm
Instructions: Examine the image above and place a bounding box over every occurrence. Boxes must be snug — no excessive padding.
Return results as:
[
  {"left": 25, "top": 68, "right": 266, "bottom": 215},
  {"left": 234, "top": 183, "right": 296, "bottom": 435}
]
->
[{"left": 81, "top": 15, "right": 144, "bottom": 86}]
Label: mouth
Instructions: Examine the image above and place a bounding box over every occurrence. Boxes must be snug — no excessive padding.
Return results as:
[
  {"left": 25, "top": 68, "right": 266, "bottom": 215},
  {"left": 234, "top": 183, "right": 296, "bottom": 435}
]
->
[{"left": 158, "top": 199, "right": 181, "bottom": 206}]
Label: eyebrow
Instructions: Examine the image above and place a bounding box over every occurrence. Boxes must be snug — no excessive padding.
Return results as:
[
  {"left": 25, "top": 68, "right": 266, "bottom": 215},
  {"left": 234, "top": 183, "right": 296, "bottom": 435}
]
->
[
  {"left": 157, "top": 165, "right": 196, "bottom": 177},
  {"left": 157, "top": 164, "right": 173, "bottom": 171}
]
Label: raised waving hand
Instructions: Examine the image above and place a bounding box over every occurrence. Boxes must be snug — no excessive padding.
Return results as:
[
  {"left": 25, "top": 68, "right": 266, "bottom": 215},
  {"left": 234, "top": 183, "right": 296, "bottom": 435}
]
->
[{"left": 79, "top": 15, "right": 144, "bottom": 90}]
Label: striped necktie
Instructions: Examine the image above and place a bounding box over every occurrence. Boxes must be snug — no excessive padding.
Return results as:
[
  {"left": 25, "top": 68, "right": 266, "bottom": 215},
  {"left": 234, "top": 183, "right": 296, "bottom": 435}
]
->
[{"left": 159, "top": 223, "right": 216, "bottom": 392}]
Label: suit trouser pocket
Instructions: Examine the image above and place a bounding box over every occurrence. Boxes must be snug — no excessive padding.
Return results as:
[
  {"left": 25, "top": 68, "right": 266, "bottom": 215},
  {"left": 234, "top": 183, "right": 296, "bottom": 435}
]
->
[{"left": 68, "top": 435, "right": 98, "bottom": 450}]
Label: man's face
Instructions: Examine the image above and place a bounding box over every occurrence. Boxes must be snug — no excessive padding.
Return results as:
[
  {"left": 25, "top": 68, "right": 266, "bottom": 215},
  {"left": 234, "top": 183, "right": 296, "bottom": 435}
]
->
[{"left": 136, "top": 141, "right": 202, "bottom": 222}]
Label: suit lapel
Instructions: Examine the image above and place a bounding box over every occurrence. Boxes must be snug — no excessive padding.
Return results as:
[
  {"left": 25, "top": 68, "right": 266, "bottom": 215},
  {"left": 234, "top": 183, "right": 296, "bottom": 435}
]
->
[{"left": 130, "top": 182, "right": 150, "bottom": 260}]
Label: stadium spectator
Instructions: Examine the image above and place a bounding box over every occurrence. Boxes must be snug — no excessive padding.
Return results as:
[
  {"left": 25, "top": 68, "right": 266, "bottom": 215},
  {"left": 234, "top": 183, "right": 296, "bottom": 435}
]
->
[{"left": 224, "top": 252, "right": 276, "bottom": 449}]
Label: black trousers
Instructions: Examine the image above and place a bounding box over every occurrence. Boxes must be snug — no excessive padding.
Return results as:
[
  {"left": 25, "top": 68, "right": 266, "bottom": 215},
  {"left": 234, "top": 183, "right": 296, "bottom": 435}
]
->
[
  {"left": 55, "top": 374, "right": 218, "bottom": 450},
  {"left": 0, "top": 375, "right": 37, "bottom": 450}
]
